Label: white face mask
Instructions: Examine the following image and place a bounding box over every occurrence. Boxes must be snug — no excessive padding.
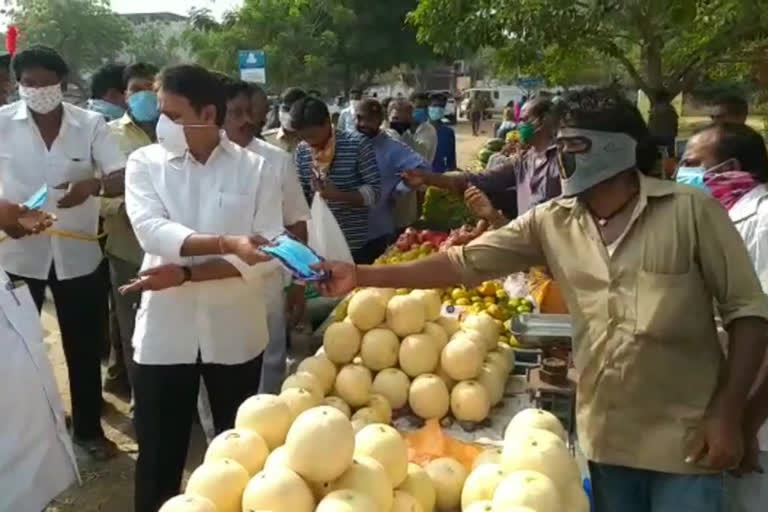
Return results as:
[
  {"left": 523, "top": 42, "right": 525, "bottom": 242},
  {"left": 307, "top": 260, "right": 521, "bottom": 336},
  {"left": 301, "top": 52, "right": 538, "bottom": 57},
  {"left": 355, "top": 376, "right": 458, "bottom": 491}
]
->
[
  {"left": 19, "top": 83, "right": 63, "bottom": 114},
  {"left": 156, "top": 114, "right": 190, "bottom": 155},
  {"left": 279, "top": 110, "right": 294, "bottom": 131}
]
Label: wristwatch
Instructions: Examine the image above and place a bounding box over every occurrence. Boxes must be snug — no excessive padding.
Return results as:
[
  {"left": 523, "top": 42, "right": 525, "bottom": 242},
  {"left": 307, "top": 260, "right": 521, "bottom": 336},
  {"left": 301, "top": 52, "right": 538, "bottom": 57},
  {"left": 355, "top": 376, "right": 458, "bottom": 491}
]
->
[{"left": 181, "top": 266, "right": 192, "bottom": 284}]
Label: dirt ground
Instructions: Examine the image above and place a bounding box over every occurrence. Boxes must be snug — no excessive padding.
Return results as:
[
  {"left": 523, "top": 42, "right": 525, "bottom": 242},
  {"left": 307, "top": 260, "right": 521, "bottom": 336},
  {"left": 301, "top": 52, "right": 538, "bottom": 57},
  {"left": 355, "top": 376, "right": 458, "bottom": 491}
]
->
[{"left": 42, "top": 118, "right": 494, "bottom": 512}]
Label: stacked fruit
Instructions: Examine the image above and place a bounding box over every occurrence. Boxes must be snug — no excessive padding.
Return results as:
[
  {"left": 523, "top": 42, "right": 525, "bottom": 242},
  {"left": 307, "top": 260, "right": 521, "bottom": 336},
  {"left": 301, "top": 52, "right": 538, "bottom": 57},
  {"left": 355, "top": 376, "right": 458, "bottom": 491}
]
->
[
  {"left": 160, "top": 399, "right": 439, "bottom": 512},
  {"left": 456, "top": 408, "right": 589, "bottom": 512},
  {"left": 421, "top": 186, "right": 475, "bottom": 231},
  {"left": 319, "top": 288, "right": 516, "bottom": 429},
  {"left": 441, "top": 281, "right": 533, "bottom": 323}
]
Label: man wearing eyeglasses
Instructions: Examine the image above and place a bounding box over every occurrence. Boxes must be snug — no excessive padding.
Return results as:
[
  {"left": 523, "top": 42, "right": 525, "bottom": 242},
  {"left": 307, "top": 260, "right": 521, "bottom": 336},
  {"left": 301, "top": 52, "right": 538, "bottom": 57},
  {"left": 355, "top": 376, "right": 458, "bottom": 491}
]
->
[{"left": 314, "top": 88, "right": 768, "bottom": 512}]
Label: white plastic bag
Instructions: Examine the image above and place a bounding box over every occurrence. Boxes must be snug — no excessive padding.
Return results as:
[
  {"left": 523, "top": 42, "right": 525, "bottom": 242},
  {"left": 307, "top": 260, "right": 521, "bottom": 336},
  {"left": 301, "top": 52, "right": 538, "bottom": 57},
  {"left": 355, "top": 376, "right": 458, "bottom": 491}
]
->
[{"left": 307, "top": 192, "right": 354, "bottom": 263}]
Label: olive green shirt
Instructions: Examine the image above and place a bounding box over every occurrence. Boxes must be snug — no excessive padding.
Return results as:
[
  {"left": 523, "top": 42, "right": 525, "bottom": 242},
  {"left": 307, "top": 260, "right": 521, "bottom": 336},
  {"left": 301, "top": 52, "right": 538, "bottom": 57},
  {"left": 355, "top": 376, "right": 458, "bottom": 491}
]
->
[
  {"left": 447, "top": 172, "right": 768, "bottom": 474},
  {"left": 102, "top": 114, "right": 152, "bottom": 265}
]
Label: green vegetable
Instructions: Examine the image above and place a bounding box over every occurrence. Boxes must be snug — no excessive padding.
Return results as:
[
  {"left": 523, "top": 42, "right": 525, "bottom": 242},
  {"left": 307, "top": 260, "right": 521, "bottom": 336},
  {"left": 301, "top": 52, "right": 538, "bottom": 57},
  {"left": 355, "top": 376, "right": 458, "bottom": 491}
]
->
[
  {"left": 486, "top": 138, "right": 505, "bottom": 152},
  {"left": 421, "top": 186, "right": 475, "bottom": 231},
  {"left": 478, "top": 148, "right": 494, "bottom": 165}
]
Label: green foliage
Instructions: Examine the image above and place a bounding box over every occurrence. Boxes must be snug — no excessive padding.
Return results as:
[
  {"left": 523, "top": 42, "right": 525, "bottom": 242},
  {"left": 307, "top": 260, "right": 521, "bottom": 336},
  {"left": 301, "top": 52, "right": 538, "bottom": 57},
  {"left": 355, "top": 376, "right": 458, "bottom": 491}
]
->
[
  {"left": 12, "top": 0, "right": 131, "bottom": 87},
  {"left": 182, "top": 0, "right": 435, "bottom": 94},
  {"left": 409, "top": 0, "right": 768, "bottom": 97},
  {"left": 121, "top": 22, "right": 187, "bottom": 69}
]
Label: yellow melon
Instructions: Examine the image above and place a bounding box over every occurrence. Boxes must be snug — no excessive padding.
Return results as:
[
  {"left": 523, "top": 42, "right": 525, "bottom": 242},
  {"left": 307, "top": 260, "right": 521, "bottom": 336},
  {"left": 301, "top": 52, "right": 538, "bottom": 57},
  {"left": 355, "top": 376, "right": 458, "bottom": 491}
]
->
[
  {"left": 399, "top": 333, "right": 439, "bottom": 377},
  {"left": 185, "top": 458, "right": 249, "bottom": 512},
  {"left": 476, "top": 363, "right": 505, "bottom": 406},
  {"left": 441, "top": 337, "right": 483, "bottom": 381},
  {"left": 485, "top": 351, "right": 511, "bottom": 377},
  {"left": 423, "top": 457, "right": 468, "bottom": 511},
  {"left": 280, "top": 387, "right": 322, "bottom": 420},
  {"left": 241, "top": 466, "right": 315, "bottom": 512},
  {"left": 158, "top": 495, "right": 218, "bottom": 512},
  {"left": 348, "top": 289, "right": 388, "bottom": 330},
  {"left": 298, "top": 356, "right": 338, "bottom": 394},
  {"left": 263, "top": 445, "right": 287, "bottom": 471},
  {"left": 450, "top": 380, "right": 490, "bottom": 422},
  {"left": 204, "top": 429, "right": 269, "bottom": 476},
  {"left": 360, "top": 328, "right": 400, "bottom": 370},
  {"left": 472, "top": 447, "right": 503, "bottom": 470},
  {"left": 316, "top": 489, "right": 379, "bottom": 512},
  {"left": 423, "top": 322, "right": 449, "bottom": 351},
  {"left": 281, "top": 371, "right": 325, "bottom": 398},
  {"left": 323, "top": 396, "right": 352, "bottom": 418},
  {"left": 334, "top": 364, "right": 373, "bottom": 408},
  {"left": 410, "top": 289, "right": 442, "bottom": 321},
  {"left": 354, "top": 423, "right": 409, "bottom": 486},
  {"left": 392, "top": 490, "right": 424, "bottom": 512},
  {"left": 505, "top": 408, "right": 567, "bottom": 442},
  {"left": 323, "top": 322, "right": 362, "bottom": 364},
  {"left": 460, "top": 463, "right": 505, "bottom": 510},
  {"left": 387, "top": 295, "right": 426, "bottom": 336},
  {"left": 436, "top": 316, "right": 461, "bottom": 337},
  {"left": 408, "top": 374, "right": 450, "bottom": 420},
  {"left": 235, "top": 394, "right": 293, "bottom": 450},
  {"left": 501, "top": 428, "right": 580, "bottom": 491},
  {"left": 397, "top": 463, "right": 436, "bottom": 512},
  {"left": 491, "top": 470, "right": 561, "bottom": 512},
  {"left": 332, "top": 455, "right": 394, "bottom": 512},
  {"left": 371, "top": 368, "right": 410, "bottom": 409},
  {"left": 462, "top": 313, "right": 500, "bottom": 351},
  {"left": 351, "top": 407, "right": 381, "bottom": 424},
  {"left": 367, "top": 394, "right": 393, "bottom": 424},
  {"left": 284, "top": 406, "right": 355, "bottom": 482}
]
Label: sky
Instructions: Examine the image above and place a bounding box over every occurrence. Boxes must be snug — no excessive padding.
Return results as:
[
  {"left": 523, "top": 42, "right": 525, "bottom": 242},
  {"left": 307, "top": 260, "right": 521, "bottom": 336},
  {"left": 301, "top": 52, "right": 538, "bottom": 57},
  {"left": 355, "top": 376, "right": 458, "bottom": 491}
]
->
[{"left": 110, "top": 0, "right": 243, "bottom": 19}]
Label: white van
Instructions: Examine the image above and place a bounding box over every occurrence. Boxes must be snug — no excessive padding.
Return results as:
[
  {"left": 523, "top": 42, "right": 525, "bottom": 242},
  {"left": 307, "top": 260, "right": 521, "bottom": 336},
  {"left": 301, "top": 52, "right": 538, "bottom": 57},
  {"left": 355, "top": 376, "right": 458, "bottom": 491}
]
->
[{"left": 459, "top": 86, "right": 527, "bottom": 117}]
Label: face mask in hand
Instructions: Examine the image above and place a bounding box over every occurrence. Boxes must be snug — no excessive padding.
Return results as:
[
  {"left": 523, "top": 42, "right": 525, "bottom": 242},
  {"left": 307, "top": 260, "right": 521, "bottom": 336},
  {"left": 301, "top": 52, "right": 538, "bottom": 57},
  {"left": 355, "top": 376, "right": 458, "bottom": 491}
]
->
[
  {"left": 675, "top": 166, "right": 707, "bottom": 191},
  {"left": 261, "top": 233, "right": 326, "bottom": 281},
  {"left": 128, "top": 91, "right": 159, "bottom": 123},
  {"left": 19, "top": 83, "right": 63, "bottom": 114},
  {"left": 428, "top": 106, "right": 445, "bottom": 122}
]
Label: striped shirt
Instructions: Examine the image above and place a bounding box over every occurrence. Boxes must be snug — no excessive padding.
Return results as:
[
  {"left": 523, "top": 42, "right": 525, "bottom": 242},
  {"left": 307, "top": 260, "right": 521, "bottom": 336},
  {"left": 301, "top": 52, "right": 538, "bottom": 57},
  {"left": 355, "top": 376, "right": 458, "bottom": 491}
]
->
[{"left": 295, "top": 129, "right": 381, "bottom": 251}]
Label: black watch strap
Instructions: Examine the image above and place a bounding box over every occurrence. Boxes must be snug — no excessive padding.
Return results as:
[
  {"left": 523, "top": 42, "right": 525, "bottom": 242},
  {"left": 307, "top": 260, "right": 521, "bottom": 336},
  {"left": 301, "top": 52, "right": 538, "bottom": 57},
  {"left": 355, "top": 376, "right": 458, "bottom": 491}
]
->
[{"left": 181, "top": 266, "right": 192, "bottom": 284}]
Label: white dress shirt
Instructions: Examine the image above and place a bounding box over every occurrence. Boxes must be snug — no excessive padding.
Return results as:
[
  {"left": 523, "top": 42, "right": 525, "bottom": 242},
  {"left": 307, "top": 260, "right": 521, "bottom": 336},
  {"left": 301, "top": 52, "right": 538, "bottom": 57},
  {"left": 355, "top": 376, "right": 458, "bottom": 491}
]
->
[
  {"left": 729, "top": 183, "right": 768, "bottom": 450},
  {"left": 125, "top": 137, "right": 284, "bottom": 365},
  {"left": 0, "top": 269, "right": 78, "bottom": 512},
  {"left": 0, "top": 101, "right": 126, "bottom": 280}
]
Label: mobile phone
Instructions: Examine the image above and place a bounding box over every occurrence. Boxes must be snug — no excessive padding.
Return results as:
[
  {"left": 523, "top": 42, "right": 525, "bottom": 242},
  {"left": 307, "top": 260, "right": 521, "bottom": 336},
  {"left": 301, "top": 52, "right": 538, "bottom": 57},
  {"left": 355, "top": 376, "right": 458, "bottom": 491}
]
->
[{"left": 261, "top": 232, "right": 327, "bottom": 281}]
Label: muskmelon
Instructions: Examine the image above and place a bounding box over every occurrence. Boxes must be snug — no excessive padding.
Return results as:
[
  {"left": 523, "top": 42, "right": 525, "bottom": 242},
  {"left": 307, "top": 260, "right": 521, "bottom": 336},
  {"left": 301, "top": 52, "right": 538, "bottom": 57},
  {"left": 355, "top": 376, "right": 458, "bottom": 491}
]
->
[
  {"left": 284, "top": 406, "right": 355, "bottom": 482},
  {"left": 324, "top": 322, "right": 362, "bottom": 364},
  {"left": 372, "top": 368, "right": 410, "bottom": 409},
  {"left": 158, "top": 495, "right": 218, "bottom": 512},
  {"left": 235, "top": 394, "right": 293, "bottom": 450},
  {"left": 410, "top": 289, "right": 442, "bottom": 321},
  {"left": 348, "top": 289, "right": 388, "bottom": 330},
  {"left": 332, "top": 455, "right": 394, "bottom": 512},
  {"left": 360, "top": 328, "right": 400, "bottom": 370},
  {"left": 204, "top": 429, "right": 269, "bottom": 476},
  {"left": 185, "top": 458, "right": 249, "bottom": 512},
  {"left": 491, "top": 470, "right": 561, "bottom": 512},
  {"left": 387, "top": 295, "right": 426, "bottom": 336},
  {"left": 334, "top": 364, "right": 373, "bottom": 408},
  {"left": 298, "top": 356, "right": 338, "bottom": 394},
  {"left": 280, "top": 387, "right": 322, "bottom": 420},
  {"left": 316, "top": 489, "right": 379, "bottom": 512},
  {"left": 397, "top": 463, "right": 436, "bottom": 512},
  {"left": 505, "top": 408, "right": 567, "bottom": 443},
  {"left": 399, "top": 333, "right": 439, "bottom": 377},
  {"left": 354, "top": 423, "right": 409, "bottom": 486},
  {"left": 441, "top": 337, "right": 483, "bottom": 381},
  {"left": 460, "top": 463, "right": 505, "bottom": 510},
  {"left": 423, "top": 322, "right": 449, "bottom": 351},
  {"left": 323, "top": 396, "right": 352, "bottom": 418},
  {"left": 241, "top": 466, "right": 315, "bottom": 512},
  {"left": 408, "top": 374, "right": 449, "bottom": 420},
  {"left": 450, "top": 380, "right": 490, "bottom": 422},
  {"left": 423, "top": 457, "right": 467, "bottom": 511}
]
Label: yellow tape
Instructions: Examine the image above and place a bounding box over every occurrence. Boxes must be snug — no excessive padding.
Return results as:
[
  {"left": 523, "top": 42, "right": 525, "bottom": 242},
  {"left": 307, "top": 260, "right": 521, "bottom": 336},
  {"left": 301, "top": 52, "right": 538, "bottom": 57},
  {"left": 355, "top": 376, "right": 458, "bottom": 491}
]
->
[{"left": 0, "top": 229, "right": 106, "bottom": 242}]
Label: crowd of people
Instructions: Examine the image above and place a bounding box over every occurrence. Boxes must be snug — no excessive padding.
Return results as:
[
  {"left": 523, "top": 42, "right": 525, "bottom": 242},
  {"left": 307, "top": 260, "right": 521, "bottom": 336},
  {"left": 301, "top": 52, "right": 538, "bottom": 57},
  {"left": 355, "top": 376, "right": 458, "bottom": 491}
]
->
[{"left": 0, "top": 42, "right": 767, "bottom": 512}]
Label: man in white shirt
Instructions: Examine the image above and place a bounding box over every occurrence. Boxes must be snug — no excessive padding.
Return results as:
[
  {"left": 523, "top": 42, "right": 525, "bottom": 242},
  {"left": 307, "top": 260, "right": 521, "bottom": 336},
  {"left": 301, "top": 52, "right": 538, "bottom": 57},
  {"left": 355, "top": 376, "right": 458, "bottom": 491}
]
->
[
  {"left": 0, "top": 200, "right": 80, "bottom": 512},
  {"left": 337, "top": 88, "right": 363, "bottom": 133},
  {"left": 220, "top": 76, "right": 311, "bottom": 392},
  {"left": 121, "top": 65, "right": 282, "bottom": 512},
  {"left": 0, "top": 46, "right": 126, "bottom": 459}
]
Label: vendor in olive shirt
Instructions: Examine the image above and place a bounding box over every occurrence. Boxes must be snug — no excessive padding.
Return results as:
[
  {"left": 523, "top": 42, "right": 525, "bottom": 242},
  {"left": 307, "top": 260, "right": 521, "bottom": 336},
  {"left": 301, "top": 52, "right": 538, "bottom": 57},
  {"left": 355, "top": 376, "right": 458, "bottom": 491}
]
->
[{"left": 404, "top": 97, "right": 560, "bottom": 226}]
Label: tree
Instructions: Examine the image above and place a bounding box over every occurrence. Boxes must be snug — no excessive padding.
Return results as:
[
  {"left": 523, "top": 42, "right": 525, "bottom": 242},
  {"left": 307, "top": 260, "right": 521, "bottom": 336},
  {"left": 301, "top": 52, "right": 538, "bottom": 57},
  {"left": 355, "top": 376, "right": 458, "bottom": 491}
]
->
[
  {"left": 11, "top": 0, "right": 130, "bottom": 95},
  {"left": 122, "top": 22, "right": 188, "bottom": 68},
  {"left": 183, "top": 0, "right": 435, "bottom": 95},
  {"left": 409, "top": 0, "right": 768, "bottom": 136}
]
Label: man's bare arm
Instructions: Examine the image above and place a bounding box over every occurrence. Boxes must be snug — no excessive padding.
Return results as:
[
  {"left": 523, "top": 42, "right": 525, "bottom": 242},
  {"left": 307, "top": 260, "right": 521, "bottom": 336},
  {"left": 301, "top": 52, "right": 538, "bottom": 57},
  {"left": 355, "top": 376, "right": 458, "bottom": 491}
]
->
[
  {"left": 720, "top": 317, "right": 768, "bottom": 414},
  {"left": 745, "top": 352, "right": 768, "bottom": 438}
]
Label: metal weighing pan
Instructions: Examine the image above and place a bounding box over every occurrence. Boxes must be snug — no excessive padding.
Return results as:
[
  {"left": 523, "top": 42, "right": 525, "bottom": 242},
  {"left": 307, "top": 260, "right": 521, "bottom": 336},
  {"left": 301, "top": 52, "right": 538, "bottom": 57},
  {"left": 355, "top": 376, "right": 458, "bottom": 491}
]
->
[{"left": 510, "top": 314, "right": 573, "bottom": 347}]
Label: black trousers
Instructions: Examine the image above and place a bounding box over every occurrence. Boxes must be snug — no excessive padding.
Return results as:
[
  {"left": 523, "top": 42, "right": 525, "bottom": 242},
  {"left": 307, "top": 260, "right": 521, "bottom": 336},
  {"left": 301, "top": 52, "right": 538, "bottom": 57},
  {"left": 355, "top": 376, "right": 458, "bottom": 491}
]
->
[
  {"left": 353, "top": 235, "right": 391, "bottom": 265},
  {"left": 9, "top": 266, "right": 107, "bottom": 440},
  {"left": 133, "top": 356, "right": 262, "bottom": 512}
]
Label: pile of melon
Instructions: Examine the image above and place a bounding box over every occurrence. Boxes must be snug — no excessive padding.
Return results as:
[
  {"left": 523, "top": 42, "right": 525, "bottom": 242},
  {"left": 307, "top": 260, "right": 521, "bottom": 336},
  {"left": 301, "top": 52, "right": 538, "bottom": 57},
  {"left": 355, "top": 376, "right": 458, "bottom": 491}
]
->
[
  {"left": 458, "top": 408, "right": 589, "bottom": 512},
  {"left": 319, "top": 287, "right": 515, "bottom": 428},
  {"left": 159, "top": 401, "right": 439, "bottom": 512}
]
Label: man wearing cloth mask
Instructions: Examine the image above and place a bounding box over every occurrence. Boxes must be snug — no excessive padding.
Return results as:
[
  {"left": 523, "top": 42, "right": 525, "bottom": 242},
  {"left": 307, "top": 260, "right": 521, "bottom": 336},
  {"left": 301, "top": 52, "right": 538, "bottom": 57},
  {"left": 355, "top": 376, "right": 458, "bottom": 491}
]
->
[
  {"left": 220, "top": 76, "right": 310, "bottom": 393},
  {"left": 337, "top": 88, "right": 363, "bottom": 133},
  {"left": 429, "top": 92, "right": 457, "bottom": 173},
  {"left": 314, "top": 88, "right": 768, "bottom": 512},
  {"left": 122, "top": 65, "right": 282, "bottom": 512},
  {"left": 86, "top": 64, "right": 126, "bottom": 122},
  {"left": 102, "top": 62, "right": 160, "bottom": 398},
  {"left": 404, "top": 97, "right": 560, "bottom": 225},
  {"left": 355, "top": 98, "right": 428, "bottom": 262},
  {"left": 0, "top": 45, "right": 126, "bottom": 459},
  {"left": 0, "top": 200, "right": 81, "bottom": 512},
  {"left": 678, "top": 123, "right": 768, "bottom": 512},
  {"left": 276, "top": 86, "right": 308, "bottom": 153}
]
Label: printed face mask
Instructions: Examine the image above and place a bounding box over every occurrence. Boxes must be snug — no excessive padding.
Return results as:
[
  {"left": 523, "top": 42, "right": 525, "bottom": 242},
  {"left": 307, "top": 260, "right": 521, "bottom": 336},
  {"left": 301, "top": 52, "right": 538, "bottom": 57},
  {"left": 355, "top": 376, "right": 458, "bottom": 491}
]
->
[
  {"left": 128, "top": 91, "right": 159, "bottom": 123},
  {"left": 261, "top": 233, "right": 327, "bottom": 281},
  {"left": 557, "top": 128, "right": 638, "bottom": 197},
  {"left": 19, "top": 83, "right": 63, "bottom": 114}
]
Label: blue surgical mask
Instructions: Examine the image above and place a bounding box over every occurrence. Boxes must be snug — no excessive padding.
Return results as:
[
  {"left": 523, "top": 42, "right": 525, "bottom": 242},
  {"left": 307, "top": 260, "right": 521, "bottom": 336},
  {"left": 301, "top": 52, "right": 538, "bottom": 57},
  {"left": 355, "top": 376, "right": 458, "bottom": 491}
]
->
[
  {"left": 261, "top": 233, "right": 327, "bottom": 281},
  {"left": 413, "top": 108, "right": 428, "bottom": 124},
  {"left": 675, "top": 166, "right": 708, "bottom": 191},
  {"left": 128, "top": 91, "right": 159, "bottom": 123},
  {"left": 87, "top": 99, "right": 125, "bottom": 121},
  {"left": 428, "top": 106, "right": 445, "bottom": 122}
]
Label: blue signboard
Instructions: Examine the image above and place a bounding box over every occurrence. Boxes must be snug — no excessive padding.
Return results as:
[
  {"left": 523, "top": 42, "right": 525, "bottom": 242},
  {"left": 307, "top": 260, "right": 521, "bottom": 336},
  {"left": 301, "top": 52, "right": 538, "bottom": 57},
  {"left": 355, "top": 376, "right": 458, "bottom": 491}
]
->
[
  {"left": 517, "top": 77, "right": 544, "bottom": 90},
  {"left": 238, "top": 50, "right": 266, "bottom": 84}
]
